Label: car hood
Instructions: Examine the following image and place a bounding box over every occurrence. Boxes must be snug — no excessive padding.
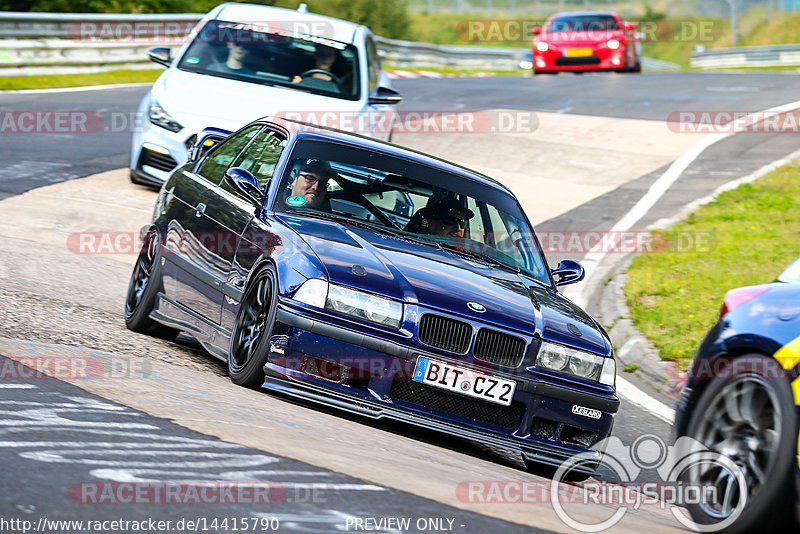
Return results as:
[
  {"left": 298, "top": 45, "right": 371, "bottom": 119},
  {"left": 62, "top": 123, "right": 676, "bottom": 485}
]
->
[
  {"left": 540, "top": 30, "right": 622, "bottom": 46},
  {"left": 152, "top": 69, "right": 364, "bottom": 134},
  {"left": 281, "top": 215, "right": 609, "bottom": 354}
]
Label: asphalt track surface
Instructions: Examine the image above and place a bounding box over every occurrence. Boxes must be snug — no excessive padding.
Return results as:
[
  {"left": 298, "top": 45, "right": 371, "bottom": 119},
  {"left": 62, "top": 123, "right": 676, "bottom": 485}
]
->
[
  {"left": 2, "top": 72, "right": 800, "bottom": 532},
  {"left": 0, "top": 354, "right": 538, "bottom": 534}
]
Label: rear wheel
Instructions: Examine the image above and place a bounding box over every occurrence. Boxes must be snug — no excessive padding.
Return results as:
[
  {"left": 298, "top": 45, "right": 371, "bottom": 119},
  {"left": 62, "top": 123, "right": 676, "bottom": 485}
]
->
[
  {"left": 229, "top": 265, "right": 278, "bottom": 388},
  {"left": 684, "top": 354, "right": 796, "bottom": 532},
  {"left": 124, "top": 229, "right": 178, "bottom": 339}
]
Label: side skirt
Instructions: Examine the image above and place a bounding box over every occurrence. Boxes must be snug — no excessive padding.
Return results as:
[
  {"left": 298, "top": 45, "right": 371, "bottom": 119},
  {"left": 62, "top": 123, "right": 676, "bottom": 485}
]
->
[{"left": 150, "top": 293, "right": 231, "bottom": 361}]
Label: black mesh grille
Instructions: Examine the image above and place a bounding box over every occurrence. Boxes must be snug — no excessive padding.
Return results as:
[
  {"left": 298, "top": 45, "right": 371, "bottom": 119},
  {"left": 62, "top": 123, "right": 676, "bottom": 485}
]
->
[
  {"left": 559, "top": 426, "right": 598, "bottom": 448},
  {"left": 141, "top": 147, "right": 178, "bottom": 172},
  {"left": 555, "top": 56, "right": 601, "bottom": 67},
  {"left": 532, "top": 417, "right": 558, "bottom": 439},
  {"left": 390, "top": 379, "right": 525, "bottom": 430},
  {"left": 418, "top": 314, "right": 471, "bottom": 354},
  {"left": 474, "top": 329, "right": 526, "bottom": 367}
]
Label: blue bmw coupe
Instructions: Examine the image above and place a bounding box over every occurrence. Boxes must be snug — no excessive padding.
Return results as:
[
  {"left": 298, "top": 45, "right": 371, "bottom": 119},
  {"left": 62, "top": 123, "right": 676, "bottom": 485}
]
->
[{"left": 125, "top": 117, "right": 618, "bottom": 475}]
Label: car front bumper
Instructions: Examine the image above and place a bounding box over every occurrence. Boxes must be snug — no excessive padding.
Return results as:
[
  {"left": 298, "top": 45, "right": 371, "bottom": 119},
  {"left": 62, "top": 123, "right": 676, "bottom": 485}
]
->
[{"left": 264, "top": 302, "right": 619, "bottom": 473}]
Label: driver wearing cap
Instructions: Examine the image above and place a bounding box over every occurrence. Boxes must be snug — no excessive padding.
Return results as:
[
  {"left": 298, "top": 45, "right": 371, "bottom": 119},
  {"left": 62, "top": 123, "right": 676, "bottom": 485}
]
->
[
  {"left": 406, "top": 196, "right": 474, "bottom": 238},
  {"left": 286, "top": 159, "right": 334, "bottom": 210}
]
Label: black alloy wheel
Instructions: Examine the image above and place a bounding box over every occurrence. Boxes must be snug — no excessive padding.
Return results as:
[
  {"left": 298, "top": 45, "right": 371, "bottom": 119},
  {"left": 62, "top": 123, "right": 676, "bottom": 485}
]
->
[
  {"left": 229, "top": 265, "right": 278, "bottom": 388},
  {"left": 124, "top": 229, "right": 178, "bottom": 339},
  {"left": 684, "top": 354, "right": 797, "bottom": 532}
]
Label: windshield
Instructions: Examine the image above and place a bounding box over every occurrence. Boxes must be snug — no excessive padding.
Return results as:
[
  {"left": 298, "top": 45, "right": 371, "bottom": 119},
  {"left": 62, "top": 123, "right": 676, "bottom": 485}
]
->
[
  {"left": 274, "top": 139, "right": 551, "bottom": 284},
  {"left": 545, "top": 15, "right": 619, "bottom": 33},
  {"left": 177, "top": 20, "right": 360, "bottom": 100},
  {"left": 778, "top": 256, "right": 800, "bottom": 284}
]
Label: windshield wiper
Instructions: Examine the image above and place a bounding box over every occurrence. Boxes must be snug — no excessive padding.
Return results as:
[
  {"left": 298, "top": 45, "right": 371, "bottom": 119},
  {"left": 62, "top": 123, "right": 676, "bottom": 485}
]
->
[{"left": 437, "top": 243, "right": 521, "bottom": 273}]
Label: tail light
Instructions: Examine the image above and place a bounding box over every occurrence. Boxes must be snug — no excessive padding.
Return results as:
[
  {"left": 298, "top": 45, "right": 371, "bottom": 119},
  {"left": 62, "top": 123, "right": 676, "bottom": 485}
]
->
[{"left": 719, "top": 285, "right": 770, "bottom": 318}]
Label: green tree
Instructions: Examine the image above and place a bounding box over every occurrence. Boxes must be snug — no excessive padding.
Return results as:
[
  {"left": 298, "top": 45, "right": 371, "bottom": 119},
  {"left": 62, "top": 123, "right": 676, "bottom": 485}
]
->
[{"left": 0, "top": 0, "right": 411, "bottom": 39}]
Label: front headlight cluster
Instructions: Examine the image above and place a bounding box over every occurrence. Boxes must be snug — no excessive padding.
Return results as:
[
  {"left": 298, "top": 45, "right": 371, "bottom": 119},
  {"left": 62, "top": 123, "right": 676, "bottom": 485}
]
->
[
  {"left": 535, "top": 340, "right": 615, "bottom": 386},
  {"left": 293, "top": 279, "right": 403, "bottom": 329},
  {"left": 149, "top": 101, "right": 183, "bottom": 133},
  {"left": 600, "top": 39, "right": 621, "bottom": 49},
  {"left": 536, "top": 41, "right": 553, "bottom": 52}
]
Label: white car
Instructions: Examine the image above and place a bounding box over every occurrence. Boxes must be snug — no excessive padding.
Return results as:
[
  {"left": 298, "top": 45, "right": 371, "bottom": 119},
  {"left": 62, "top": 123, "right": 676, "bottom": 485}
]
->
[{"left": 130, "top": 2, "right": 402, "bottom": 186}]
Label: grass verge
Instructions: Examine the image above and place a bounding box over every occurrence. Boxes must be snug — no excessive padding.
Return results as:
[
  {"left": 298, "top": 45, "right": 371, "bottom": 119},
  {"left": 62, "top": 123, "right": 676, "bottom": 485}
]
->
[
  {"left": 0, "top": 69, "right": 163, "bottom": 91},
  {"left": 625, "top": 163, "right": 800, "bottom": 368}
]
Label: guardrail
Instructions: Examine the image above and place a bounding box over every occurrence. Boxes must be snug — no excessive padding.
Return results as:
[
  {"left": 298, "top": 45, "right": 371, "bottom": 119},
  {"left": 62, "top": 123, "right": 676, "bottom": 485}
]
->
[
  {"left": 691, "top": 44, "right": 800, "bottom": 69},
  {"left": 0, "top": 11, "right": 677, "bottom": 76}
]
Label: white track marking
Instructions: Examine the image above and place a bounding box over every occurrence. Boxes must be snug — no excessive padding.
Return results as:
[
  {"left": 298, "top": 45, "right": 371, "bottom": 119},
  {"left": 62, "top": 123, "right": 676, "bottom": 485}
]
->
[
  {"left": 578, "top": 97, "right": 800, "bottom": 305},
  {"left": 0, "top": 83, "right": 153, "bottom": 95},
  {"left": 615, "top": 376, "right": 675, "bottom": 424},
  {"left": 574, "top": 98, "right": 800, "bottom": 424},
  {"left": 0, "top": 384, "right": 37, "bottom": 389},
  {"left": 649, "top": 147, "right": 800, "bottom": 230}
]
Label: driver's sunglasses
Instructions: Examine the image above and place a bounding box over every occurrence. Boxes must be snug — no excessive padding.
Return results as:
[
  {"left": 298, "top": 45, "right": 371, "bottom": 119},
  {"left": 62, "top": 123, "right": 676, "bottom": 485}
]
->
[
  {"left": 441, "top": 215, "right": 467, "bottom": 229},
  {"left": 298, "top": 172, "right": 329, "bottom": 187}
]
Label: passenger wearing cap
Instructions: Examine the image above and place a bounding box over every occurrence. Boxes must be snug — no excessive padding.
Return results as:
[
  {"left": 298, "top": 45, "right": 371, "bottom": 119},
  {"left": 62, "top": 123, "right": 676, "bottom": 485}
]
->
[
  {"left": 286, "top": 159, "right": 334, "bottom": 210},
  {"left": 406, "top": 197, "right": 474, "bottom": 238}
]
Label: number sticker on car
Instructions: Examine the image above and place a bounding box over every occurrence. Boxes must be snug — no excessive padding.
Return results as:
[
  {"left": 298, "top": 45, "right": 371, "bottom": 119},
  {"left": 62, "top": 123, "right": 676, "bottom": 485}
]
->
[{"left": 412, "top": 356, "right": 516, "bottom": 406}]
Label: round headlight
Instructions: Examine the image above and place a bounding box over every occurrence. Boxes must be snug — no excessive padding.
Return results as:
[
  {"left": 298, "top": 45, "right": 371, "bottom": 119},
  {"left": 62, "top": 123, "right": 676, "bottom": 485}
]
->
[
  {"left": 539, "top": 343, "right": 568, "bottom": 370},
  {"left": 364, "top": 295, "right": 393, "bottom": 324},
  {"left": 536, "top": 41, "right": 550, "bottom": 53},
  {"left": 327, "top": 285, "right": 359, "bottom": 315},
  {"left": 569, "top": 355, "right": 600, "bottom": 380},
  {"left": 607, "top": 39, "right": 620, "bottom": 50}
]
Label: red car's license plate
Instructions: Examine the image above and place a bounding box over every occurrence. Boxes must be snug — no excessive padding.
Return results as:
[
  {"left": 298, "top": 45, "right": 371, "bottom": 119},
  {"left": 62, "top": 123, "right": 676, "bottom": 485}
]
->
[{"left": 565, "top": 48, "right": 593, "bottom": 57}]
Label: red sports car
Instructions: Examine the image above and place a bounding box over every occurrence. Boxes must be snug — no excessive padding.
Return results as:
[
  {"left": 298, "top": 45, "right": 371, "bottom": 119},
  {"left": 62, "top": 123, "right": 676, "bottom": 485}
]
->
[{"left": 532, "top": 11, "right": 641, "bottom": 74}]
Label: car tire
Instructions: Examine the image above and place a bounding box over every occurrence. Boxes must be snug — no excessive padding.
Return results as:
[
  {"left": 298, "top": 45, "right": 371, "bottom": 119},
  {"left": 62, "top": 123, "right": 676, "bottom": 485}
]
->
[
  {"left": 684, "top": 354, "right": 797, "bottom": 533},
  {"left": 631, "top": 60, "right": 642, "bottom": 73},
  {"left": 522, "top": 457, "right": 593, "bottom": 482},
  {"left": 124, "top": 229, "right": 179, "bottom": 340},
  {"left": 228, "top": 264, "right": 278, "bottom": 389}
]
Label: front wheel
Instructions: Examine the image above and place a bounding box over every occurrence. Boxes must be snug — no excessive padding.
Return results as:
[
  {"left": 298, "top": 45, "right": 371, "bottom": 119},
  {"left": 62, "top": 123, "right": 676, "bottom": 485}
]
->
[
  {"left": 684, "top": 354, "right": 796, "bottom": 532},
  {"left": 229, "top": 265, "right": 278, "bottom": 388},
  {"left": 124, "top": 229, "right": 178, "bottom": 339}
]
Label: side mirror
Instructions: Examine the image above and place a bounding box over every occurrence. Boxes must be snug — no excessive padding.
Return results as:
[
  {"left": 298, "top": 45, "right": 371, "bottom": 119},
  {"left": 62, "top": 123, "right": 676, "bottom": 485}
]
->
[
  {"left": 224, "top": 167, "right": 262, "bottom": 207},
  {"left": 148, "top": 47, "right": 172, "bottom": 67},
  {"left": 624, "top": 23, "right": 637, "bottom": 31},
  {"left": 551, "top": 259, "right": 585, "bottom": 287},
  {"left": 532, "top": 26, "right": 542, "bottom": 35},
  {"left": 188, "top": 127, "right": 232, "bottom": 163},
  {"left": 368, "top": 86, "right": 403, "bottom": 106}
]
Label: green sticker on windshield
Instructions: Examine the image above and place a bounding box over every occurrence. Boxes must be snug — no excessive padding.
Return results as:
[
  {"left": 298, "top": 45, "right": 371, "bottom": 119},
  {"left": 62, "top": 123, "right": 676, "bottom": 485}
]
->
[
  {"left": 286, "top": 195, "right": 306, "bottom": 206},
  {"left": 186, "top": 57, "right": 200, "bottom": 64}
]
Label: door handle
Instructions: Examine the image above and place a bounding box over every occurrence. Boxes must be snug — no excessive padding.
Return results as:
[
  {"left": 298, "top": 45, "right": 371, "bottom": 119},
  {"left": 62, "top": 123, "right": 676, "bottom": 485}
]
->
[{"left": 195, "top": 203, "right": 206, "bottom": 217}]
